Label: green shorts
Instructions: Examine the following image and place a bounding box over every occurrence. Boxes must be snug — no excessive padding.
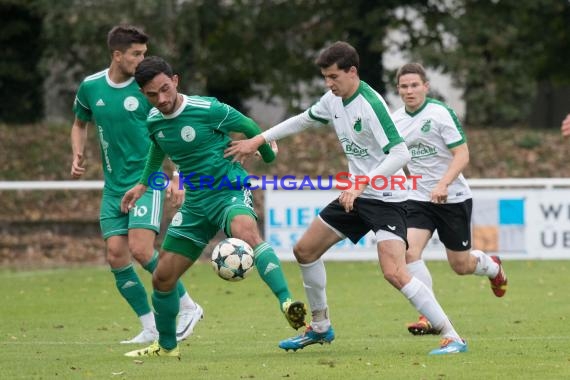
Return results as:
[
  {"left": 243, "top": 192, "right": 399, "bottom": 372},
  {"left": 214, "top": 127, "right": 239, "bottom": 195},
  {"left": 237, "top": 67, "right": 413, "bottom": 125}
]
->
[
  {"left": 99, "top": 188, "right": 164, "bottom": 239},
  {"left": 162, "top": 188, "right": 256, "bottom": 261}
]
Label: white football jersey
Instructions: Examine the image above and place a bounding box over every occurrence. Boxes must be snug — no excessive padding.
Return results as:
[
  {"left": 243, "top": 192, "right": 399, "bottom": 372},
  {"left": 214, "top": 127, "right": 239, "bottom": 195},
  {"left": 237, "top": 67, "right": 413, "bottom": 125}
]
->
[
  {"left": 392, "top": 98, "right": 472, "bottom": 202},
  {"left": 308, "top": 81, "right": 408, "bottom": 202}
]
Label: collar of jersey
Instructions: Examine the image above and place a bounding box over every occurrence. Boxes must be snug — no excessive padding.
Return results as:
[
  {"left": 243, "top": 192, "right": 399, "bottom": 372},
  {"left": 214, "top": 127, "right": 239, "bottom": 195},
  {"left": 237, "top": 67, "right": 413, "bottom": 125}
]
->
[
  {"left": 405, "top": 97, "right": 430, "bottom": 117},
  {"left": 342, "top": 80, "right": 365, "bottom": 106},
  {"left": 104, "top": 69, "right": 135, "bottom": 89},
  {"left": 162, "top": 94, "right": 188, "bottom": 119}
]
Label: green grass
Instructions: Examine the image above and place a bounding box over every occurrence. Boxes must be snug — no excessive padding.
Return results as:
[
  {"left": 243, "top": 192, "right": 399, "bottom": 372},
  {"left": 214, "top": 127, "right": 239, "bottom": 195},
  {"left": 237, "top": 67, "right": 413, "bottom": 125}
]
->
[{"left": 1, "top": 261, "right": 569, "bottom": 379}]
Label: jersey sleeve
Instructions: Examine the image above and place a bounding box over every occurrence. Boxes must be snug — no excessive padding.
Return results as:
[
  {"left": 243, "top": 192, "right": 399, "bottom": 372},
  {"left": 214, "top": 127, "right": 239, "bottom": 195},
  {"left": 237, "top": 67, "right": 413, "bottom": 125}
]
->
[
  {"left": 437, "top": 106, "right": 466, "bottom": 149},
  {"left": 307, "top": 93, "right": 332, "bottom": 125},
  {"left": 210, "top": 100, "right": 249, "bottom": 133},
  {"left": 363, "top": 96, "right": 404, "bottom": 154},
  {"left": 73, "top": 81, "right": 92, "bottom": 122},
  {"left": 210, "top": 100, "right": 275, "bottom": 162},
  {"left": 357, "top": 82, "right": 404, "bottom": 153},
  {"left": 139, "top": 141, "right": 167, "bottom": 186}
]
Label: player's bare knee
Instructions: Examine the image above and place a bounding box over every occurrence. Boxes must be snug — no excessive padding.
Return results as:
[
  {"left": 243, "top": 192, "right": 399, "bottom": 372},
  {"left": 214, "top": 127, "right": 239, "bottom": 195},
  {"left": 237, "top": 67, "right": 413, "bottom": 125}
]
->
[
  {"left": 128, "top": 243, "right": 153, "bottom": 264},
  {"left": 382, "top": 271, "right": 398, "bottom": 287},
  {"left": 106, "top": 246, "right": 129, "bottom": 268},
  {"left": 382, "top": 269, "right": 407, "bottom": 289},
  {"left": 151, "top": 271, "right": 176, "bottom": 292},
  {"left": 450, "top": 261, "right": 471, "bottom": 275},
  {"left": 231, "top": 225, "right": 262, "bottom": 248},
  {"left": 405, "top": 250, "right": 422, "bottom": 264},
  {"left": 293, "top": 243, "right": 316, "bottom": 264}
]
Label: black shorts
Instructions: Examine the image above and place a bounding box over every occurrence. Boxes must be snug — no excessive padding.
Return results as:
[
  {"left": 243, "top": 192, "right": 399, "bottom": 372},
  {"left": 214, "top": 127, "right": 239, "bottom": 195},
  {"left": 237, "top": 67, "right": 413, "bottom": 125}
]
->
[
  {"left": 319, "top": 197, "right": 408, "bottom": 246},
  {"left": 406, "top": 199, "right": 472, "bottom": 251}
]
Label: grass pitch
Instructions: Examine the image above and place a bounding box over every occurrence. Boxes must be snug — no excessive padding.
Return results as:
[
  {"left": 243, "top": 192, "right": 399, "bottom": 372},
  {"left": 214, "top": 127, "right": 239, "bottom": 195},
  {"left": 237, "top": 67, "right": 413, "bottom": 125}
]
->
[{"left": 1, "top": 260, "right": 569, "bottom": 379}]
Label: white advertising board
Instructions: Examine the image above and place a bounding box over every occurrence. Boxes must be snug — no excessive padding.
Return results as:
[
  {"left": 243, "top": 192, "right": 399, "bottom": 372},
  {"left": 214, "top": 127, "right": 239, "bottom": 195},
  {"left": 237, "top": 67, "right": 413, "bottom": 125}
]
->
[{"left": 264, "top": 186, "right": 570, "bottom": 261}]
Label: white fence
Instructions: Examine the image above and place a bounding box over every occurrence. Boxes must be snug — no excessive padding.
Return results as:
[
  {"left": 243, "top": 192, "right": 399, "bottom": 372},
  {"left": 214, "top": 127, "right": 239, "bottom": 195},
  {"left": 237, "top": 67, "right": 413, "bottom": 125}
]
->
[
  {"left": 3, "top": 179, "right": 570, "bottom": 260},
  {"left": 264, "top": 178, "right": 570, "bottom": 261}
]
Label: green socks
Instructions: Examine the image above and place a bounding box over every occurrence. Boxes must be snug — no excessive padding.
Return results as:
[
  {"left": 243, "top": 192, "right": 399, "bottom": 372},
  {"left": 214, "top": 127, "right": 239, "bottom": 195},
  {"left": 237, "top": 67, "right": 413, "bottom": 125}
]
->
[
  {"left": 253, "top": 242, "right": 292, "bottom": 307},
  {"left": 111, "top": 264, "right": 151, "bottom": 317},
  {"left": 142, "top": 250, "right": 188, "bottom": 299},
  {"left": 152, "top": 289, "right": 180, "bottom": 350}
]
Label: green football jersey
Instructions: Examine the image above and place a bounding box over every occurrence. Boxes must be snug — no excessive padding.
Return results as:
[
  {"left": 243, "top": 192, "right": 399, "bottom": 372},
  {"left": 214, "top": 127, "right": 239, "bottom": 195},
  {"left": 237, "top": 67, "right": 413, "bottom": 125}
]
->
[
  {"left": 146, "top": 95, "right": 249, "bottom": 192},
  {"left": 73, "top": 69, "right": 152, "bottom": 195}
]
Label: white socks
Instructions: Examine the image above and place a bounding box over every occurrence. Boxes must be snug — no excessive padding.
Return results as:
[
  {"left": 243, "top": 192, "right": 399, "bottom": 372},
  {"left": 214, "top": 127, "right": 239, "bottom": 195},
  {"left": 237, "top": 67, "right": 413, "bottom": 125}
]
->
[
  {"left": 140, "top": 312, "right": 155, "bottom": 330},
  {"left": 401, "top": 277, "right": 461, "bottom": 341},
  {"left": 300, "top": 259, "right": 330, "bottom": 333},
  {"left": 406, "top": 260, "right": 433, "bottom": 292},
  {"left": 179, "top": 292, "right": 197, "bottom": 311},
  {"left": 471, "top": 250, "right": 500, "bottom": 278}
]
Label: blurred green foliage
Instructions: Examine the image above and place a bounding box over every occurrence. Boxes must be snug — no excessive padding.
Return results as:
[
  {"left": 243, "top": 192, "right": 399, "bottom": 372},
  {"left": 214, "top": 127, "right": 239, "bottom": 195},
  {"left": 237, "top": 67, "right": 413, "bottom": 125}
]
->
[
  {"left": 1, "top": 0, "right": 569, "bottom": 126},
  {"left": 0, "top": 0, "right": 43, "bottom": 123},
  {"left": 397, "top": 0, "right": 570, "bottom": 126}
]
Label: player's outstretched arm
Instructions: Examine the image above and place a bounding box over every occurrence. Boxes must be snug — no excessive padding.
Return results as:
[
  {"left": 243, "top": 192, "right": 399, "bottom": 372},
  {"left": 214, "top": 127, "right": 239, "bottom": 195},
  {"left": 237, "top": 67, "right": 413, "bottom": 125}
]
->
[
  {"left": 225, "top": 135, "right": 268, "bottom": 163},
  {"left": 431, "top": 143, "right": 469, "bottom": 204},
  {"left": 166, "top": 171, "right": 185, "bottom": 208},
  {"left": 223, "top": 116, "right": 277, "bottom": 163},
  {"left": 122, "top": 141, "right": 166, "bottom": 213},
  {"left": 561, "top": 114, "right": 570, "bottom": 137},
  {"left": 121, "top": 184, "right": 148, "bottom": 213},
  {"left": 70, "top": 118, "right": 88, "bottom": 179}
]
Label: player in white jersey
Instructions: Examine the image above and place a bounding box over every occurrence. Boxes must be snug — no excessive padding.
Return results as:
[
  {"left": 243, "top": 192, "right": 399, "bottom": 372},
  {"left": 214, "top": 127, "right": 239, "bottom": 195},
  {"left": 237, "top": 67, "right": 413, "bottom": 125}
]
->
[
  {"left": 392, "top": 63, "right": 508, "bottom": 335},
  {"left": 226, "top": 42, "right": 467, "bottom": 355}
]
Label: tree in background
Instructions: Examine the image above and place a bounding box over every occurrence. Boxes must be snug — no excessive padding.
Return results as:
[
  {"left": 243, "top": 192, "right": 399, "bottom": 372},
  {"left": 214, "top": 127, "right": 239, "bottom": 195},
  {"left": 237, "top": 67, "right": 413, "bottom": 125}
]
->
[
  {"left": 0, "top": 1, "right": 44, "bottom": 123},
  {"left": 7, "top": 0, "right": 570, "bottom": 127},
  {"left": 392, "top": 0, "right": 570, "bottom": 127},
  {"left": 37, "top": 0, "right": 424, "bottom": 120}
]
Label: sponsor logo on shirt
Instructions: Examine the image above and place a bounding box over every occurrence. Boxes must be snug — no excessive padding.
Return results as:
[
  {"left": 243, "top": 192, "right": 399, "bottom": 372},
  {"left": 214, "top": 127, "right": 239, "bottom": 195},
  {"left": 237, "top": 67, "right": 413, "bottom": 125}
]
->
[
  {"left": 409, "top": 142, "right": 437, "bottom": 159},
  {"left": 339, "top": 137, "right": 369, "bottom": 158},
  {"left": 96, "top": 99, "right": 105, "bottom": 107},
  {"left": 97, "top": 125, "right": 112, "bottom": 173}
]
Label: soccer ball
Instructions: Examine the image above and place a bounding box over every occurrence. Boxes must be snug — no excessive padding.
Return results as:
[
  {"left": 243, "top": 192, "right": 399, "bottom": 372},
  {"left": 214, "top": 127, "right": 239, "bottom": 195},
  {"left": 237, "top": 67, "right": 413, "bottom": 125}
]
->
[{"left": 211, "top": 238, "right": 255, "bottom": 281}]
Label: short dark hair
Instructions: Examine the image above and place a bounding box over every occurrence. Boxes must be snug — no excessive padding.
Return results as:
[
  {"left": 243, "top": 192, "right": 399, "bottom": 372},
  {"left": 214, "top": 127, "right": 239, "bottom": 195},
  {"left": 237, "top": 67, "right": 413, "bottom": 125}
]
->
[
  {"left": 396, "top": 63, "right": 428, "bottom": 84},
  {"left": 135, "top": 56, "right": 174, "bottom": 88},
  {"left": 315, "top": 41, "right": 359, "bottom": 71},
  {"left": 107, "top": 25, "right": 148, "bottom": 53}
]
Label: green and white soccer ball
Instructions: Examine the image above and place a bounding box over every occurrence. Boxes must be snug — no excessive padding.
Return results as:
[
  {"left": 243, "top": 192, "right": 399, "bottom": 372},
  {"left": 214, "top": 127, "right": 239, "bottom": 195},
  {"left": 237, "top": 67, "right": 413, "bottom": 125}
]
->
[{"left": 211, "top": 238, "right": 255, "bottom": 281}]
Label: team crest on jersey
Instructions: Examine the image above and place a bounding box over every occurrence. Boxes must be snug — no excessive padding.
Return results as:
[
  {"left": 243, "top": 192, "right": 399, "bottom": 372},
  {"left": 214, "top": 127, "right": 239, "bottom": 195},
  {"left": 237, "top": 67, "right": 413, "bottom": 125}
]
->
[
  {"left": 181, "top": 126, "right": 196, "bottom": 142},
  {"left": 353, "top": 117, "right": 362, "bottom": 133},
  {"left": 171, "top": 212, "right": 183, "bottom": 226},
  {"left": 420, "top": 119, "right": 432, "bottom": 133},
  {"left": 123, "top": 96, "right": 139, "bottom": 111},
  {"left": 340, "top": 137, "right": 369, "bottom": 158},
  {"left": 409, "top": 142, "right": 437, "bottom": 159}
]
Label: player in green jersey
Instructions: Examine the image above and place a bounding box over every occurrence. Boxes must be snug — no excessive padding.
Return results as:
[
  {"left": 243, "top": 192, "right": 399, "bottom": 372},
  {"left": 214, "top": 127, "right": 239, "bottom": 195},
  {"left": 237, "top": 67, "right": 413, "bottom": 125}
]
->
[
  {"left": 70, "top": 26, "right": 202, "bottom": 345},
  {"left": 121, "top": 56, "right": 306, "bottom": 359}
]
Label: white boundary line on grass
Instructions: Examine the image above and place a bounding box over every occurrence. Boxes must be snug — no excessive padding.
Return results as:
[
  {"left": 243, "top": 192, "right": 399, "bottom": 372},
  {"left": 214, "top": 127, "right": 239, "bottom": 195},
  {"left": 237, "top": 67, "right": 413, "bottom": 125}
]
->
[{"left": 2, "top": 335, "right": 570, "bottom": 345}]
